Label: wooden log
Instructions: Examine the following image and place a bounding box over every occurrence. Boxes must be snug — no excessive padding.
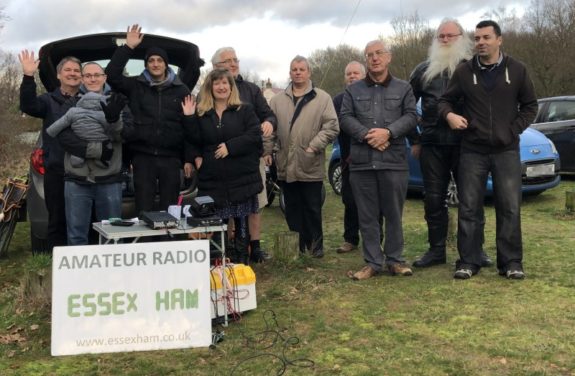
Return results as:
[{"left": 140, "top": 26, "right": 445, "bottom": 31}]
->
[
  {"left": 273, "top": 231, "right": 300, "bottom": 263},
  {"left": 566, "top": 191, "right": 575, "bottom": 212}
]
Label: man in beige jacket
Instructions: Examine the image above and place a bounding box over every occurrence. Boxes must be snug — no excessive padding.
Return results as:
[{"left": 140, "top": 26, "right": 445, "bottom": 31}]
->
[{"left": 266, "top": 55, "right": 339, "bottom": 258}]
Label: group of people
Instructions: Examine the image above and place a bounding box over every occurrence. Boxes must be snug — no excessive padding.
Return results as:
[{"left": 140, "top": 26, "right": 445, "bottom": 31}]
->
[
  {"left": 20, "top": 18, "right": 536, "bottom": 280},
  {"left": 19, "top": 24, "right": 274, "bottom": 264},
  {"left": 338, "top": 18, "right": 536, "bottom": 281}
]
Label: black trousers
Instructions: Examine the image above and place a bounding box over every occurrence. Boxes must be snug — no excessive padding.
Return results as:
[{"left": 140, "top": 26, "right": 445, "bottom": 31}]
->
[
  {"left": 420, "top": 145, "right": 459, "bottom": 255},
  {"left": 341, "top": 168, "right": 360, "bottom": 245},
  {"left": 281, "top": 181, "right": 324, "bottom": 253},
  {"left": 132, "top": 153, "right": 181, "bottom": 215},
  {"left": 44, "top": 167, "right": 67, "bottom": 252}
]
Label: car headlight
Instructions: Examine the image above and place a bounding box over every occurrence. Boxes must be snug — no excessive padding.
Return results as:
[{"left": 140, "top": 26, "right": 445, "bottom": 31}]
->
[{"left": 548, "top": 139, "right": 558, "bottom": 154}]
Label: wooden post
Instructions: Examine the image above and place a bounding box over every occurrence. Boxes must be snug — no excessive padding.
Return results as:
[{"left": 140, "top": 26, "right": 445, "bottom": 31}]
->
[
  {"left": 447, "top": 209, "right": 457, "bottom": 243},
  {"left": 273, "top": 231, "right": 300, "bottom": 264},
  {"left": 566, "top": 191, "right": 575, "bottom": 212}
]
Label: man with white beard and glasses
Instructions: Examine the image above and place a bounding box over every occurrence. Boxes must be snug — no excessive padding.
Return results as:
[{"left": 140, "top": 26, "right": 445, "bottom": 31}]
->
[{"left": 409, "top": 19, "right": 493, "bottom": 268}]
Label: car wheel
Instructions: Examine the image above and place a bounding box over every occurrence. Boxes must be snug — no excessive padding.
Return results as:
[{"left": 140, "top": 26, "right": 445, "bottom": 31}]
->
[
  {"left": 30, "top": 229, "right": 49, "bottom": 254},
  {"left": 328, "top": 161, "right": 342, "bottom": 196},
  {"left": 446, "top": 175, "right": 459, "bottom": 207}
]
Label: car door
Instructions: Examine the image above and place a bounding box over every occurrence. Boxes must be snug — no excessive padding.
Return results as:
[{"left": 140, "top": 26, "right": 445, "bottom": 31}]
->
[{"left": 536, "top": 100, "right": 575, "bottom": 173}]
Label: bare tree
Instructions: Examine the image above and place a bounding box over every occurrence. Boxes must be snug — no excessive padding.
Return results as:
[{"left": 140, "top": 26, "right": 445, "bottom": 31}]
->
[
  {"left": 308, "top": 44, "right": 364, "bottom": 97},
  {"left": 0, "top": 52, "right": 20, "bottom": 114},
  {"left": 389, "top": 11, "right": 433, "bottom": 80},
  {"left": 516, "top": 0, "right": 575, "bottom": 96}
]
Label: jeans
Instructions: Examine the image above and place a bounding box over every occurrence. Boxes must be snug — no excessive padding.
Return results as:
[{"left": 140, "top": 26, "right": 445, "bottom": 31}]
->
[
  {"left": 457, "top": 148, "right": 522, "bottom": 270},
  {"left": 65, "top": 181, "right": 122, "bottom": 245},
  {"left": 44, "top": 167, "right": 67, "bottom": 252},
  {"left": 281, "top": 181, "right": 324, "bottom": 254},
  {"left": 350, "top": 169, "right": 408, "bottom": 271}
]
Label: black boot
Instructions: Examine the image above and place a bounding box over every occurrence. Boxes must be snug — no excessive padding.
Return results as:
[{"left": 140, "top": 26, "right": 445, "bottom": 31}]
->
[
  {"left": 412, "top": 249, "right": 446, "bottom": 268},
  {"left": 235, "top": 237, "right": 249, "bottom": 265},
  {"left": 234, "top": 217, "right": 250, "bottom": 265}
]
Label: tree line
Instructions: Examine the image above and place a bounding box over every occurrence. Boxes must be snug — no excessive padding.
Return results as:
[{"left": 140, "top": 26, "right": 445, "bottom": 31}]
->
[
  {"left": 1, "top": 0, "right": 574, "bottom": 116},
  {"left": 309, "top": 0, "right": 575, "bottom": 99}
]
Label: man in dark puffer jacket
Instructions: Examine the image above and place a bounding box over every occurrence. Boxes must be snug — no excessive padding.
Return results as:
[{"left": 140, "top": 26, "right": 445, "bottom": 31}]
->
[{"left": 105, "top": 24, "right": 190, "bottom": 215}]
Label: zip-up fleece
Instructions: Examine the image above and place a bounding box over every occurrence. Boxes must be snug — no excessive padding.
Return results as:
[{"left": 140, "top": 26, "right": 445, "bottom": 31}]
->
[{"left": 438, "top": 54, "right": 538, "bottom": 153}]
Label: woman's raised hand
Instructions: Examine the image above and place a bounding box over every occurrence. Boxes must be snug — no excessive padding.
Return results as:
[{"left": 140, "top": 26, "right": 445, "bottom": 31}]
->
[{"left": 181, "top": 94, "right": 196, "bottom": 116}]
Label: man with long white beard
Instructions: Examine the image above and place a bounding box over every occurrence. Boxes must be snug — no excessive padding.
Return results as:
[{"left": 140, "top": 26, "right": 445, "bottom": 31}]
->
[{"left": 409, "top": 18, "right": 493, "bottom": 268}]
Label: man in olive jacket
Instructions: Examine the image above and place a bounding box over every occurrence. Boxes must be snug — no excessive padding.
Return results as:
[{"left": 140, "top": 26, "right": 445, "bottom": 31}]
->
[{"left": 266, "top": 55, "right": 339, "bottom": 258}]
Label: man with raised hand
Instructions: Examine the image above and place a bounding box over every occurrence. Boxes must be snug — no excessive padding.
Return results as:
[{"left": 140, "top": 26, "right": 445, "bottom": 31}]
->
[
  {"left": 19, "top": 51, "right": 83, "bottom": 252},
  {"left": 105, "top": 24, "right": 190, "bottom": 215}
]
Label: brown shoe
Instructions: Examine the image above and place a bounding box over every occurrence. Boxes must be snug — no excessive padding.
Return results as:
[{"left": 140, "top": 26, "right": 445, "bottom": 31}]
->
[
  {"left": 347, "top": 265, "right": 377, "bottom": 280},
  {"left": 388, "top": 263, "right": 413, "bottom": 276},
  {"left": 336, "top": 242, "right": 358, "bottom": 254}
]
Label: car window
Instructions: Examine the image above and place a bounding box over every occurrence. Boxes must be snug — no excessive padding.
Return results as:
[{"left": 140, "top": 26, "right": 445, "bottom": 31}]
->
[
  {"left": 94, "top": 59, "right": 180, "bottom": 77},
  {"left": 546, "top": 101, "right": 575, "bottom": 122}
]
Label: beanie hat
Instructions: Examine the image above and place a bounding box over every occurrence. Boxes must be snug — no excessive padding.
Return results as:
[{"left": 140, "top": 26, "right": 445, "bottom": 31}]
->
[{"left": 145, "top": 47, "right": 169, "bottom": 65}]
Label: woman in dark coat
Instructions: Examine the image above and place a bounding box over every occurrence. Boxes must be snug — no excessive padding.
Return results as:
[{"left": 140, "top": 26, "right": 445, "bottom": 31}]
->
[{"left": 183, "top": 68, "right": 262, "bottom": 264}]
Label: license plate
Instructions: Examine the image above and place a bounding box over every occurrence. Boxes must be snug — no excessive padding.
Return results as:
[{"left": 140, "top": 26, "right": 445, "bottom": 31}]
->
[{"left": 526, "top": 164, "right": 555, "bottom": 177}]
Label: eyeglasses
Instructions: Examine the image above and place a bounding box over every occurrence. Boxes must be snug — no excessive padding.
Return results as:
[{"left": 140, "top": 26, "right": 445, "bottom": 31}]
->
[
  {"left": 436, "top": 33, "right": 462, "bottom": 40},
  {"left": 365, "top": 49, "right": 388, "bottom": 59},
  {"left": 217, "top": 58, "right": 239, "bottom": 65},
  {"left": 82, "top": 73, "right": 106, "bottom": 79}
]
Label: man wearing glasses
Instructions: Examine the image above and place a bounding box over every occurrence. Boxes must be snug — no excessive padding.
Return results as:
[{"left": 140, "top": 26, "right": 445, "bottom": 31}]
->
[
  {"left": 439, "top": 20, "right": 538, "bottom": 279},
  {"left": 211, "top": 47, "right": 277, "bottom": 263},
  {"left": 409, "top": 19, "right": 493, "bottom": 269},
  {"left": 341, "top": 40, "right": 417, "bottom": 280},
  {"left": 47, "top": 62, "right": 125, "bottom": 245}
]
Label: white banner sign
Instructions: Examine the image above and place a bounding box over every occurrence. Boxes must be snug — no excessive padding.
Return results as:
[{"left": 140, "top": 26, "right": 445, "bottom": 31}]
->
[{"left": 51, "top": 240, "right": 211, "bottom": 356}]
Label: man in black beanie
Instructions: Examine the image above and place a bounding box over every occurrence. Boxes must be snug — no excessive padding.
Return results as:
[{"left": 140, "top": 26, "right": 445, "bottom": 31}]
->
[{"left": 105, "top": 24, "right": 191, "bottom": 215}]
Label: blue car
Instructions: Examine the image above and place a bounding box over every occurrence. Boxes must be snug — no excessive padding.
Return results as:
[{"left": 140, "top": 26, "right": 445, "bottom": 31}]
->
[{"left": 328, "top": 127, "right": 561, "bottom": 200}]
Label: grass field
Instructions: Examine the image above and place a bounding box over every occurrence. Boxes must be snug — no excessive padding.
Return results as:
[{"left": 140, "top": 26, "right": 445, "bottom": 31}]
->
[{"left": 1, "top": 172, "right": 574, "bottom": 375}]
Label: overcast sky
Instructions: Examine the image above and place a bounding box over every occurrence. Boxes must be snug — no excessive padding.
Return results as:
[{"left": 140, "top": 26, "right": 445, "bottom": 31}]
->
[{"left": 1, "top": 0, "right": 530, "bottom": 88}]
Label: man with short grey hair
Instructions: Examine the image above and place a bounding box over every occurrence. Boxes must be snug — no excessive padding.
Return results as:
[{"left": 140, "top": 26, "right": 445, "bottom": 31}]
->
[
  {"left": 267, "top": 55, "right": 339, "bottom": 258},
  {"left": 341, "top": 40, "right": 417, "bottom": 280},
  {"left": 332, "top": 61, "right": 366, "bottom": 254},
  {"left": 212, "top": 46, "right": 277, "bottom": 262}
]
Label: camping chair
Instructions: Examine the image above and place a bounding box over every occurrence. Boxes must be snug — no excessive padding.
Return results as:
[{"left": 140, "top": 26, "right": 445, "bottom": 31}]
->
[{"left": 0, "top": 178, "right": 28, "bottom": 258}]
